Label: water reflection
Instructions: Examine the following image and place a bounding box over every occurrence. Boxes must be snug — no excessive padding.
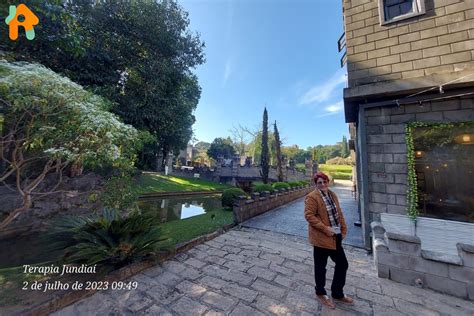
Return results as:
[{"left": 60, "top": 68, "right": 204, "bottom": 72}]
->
[{"left": 138, "top": 195, "right": 222, "bottom": 223}]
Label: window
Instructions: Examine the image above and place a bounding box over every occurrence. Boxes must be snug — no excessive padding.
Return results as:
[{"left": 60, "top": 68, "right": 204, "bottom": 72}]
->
[
  {"left": 412, "top": 123, "right": 474, "bottom": 223},
  {"left": 378, "top": 0, "right": 425, "bottom": 25}
]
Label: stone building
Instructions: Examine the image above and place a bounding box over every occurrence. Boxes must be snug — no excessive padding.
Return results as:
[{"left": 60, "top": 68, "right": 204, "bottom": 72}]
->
[{"left": 342, "top": 0, "right": 474, "bottom": 299}]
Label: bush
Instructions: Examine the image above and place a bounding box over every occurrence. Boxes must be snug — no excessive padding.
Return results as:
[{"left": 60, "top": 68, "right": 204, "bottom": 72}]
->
[
  {"left": 272, "top": 182, "right": 290, "bottom": 190},
  {"left": 221, "top": 188, "right": 247, "bottom": 207},
  {"left": 295, "top": 166, "right": 305, "bottom": 172},
  {"left": 252, "top": 183, "right": 275, "bottom": 194},
  {"left": 298, "top": 180, "right": 309, "bottom": 186},
  {"left": 47, "top": 209, "right": 170, "bottom": 269},
  {"left": 287, "top": 181, "right": 301, "bottom": 187},
  {"left": 101, "top": 174, "right": 139, "bottom": 211}
]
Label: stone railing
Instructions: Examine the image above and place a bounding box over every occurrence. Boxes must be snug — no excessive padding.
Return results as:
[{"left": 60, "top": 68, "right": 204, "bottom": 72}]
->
[
  {"left": 371, "top": 221, "right": 474, "bottom": 300},
  {"left": 171, "top": 165, "right": 312, "bottom": 184},
  {"left": 233, "top": 186, "right": 313, "bottom": 224}
]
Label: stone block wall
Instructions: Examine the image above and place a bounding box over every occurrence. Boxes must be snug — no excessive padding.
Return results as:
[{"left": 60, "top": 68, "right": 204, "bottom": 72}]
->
[
  {"left": 371, "top": 221, "right": 474, "bottom": 300},
  {"left": 233, "top": 186, "right": 313, "bottom": 224},
  {"left": 364, "top": 96, "right": 474, "bottom": 222},
  {"left": 172, "top": 166, "right": 311, "bottom": 184},
  {"left": 343, "top": 0, "right": 474, "bottom": 88},
  {"left": 0, "top": 173, "right": 103, "bottom": 238}
]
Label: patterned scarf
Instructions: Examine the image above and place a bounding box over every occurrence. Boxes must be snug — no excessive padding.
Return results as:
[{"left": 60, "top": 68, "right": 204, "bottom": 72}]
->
[{"left": 319, "top": 189, "right": 339, "bottom": 227}]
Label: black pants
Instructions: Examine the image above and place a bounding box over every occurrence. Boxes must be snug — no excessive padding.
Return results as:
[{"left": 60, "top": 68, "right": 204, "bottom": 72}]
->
[{"left": 313, "top": 234, "right": 348, "bottom": 299}]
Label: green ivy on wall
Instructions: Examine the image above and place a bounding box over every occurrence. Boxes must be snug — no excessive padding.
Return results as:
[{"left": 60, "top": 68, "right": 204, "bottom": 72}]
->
[{"left": 405, "top": 121, "right": 474, "bottom": 221}]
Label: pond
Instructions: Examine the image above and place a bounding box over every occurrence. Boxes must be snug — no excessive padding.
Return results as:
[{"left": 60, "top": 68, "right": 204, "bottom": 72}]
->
[
  {"left": 0, "top": 194, "right": 223, "bottom": 268},
  {"left": 138, "top": 194, "right": 223, "bottom": 223}
]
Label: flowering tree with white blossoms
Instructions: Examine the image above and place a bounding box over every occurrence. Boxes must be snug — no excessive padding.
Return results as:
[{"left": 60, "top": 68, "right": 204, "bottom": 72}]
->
[{"left": 0, "top": 61, "right": 142, "bottom": 230}]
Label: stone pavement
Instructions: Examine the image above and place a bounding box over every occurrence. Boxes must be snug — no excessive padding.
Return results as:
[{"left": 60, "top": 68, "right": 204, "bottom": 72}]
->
[
  {"left": 54, "top": 227, "right": 474, "bottom": 315},
  {"left": 242, "top": 180, "right": 364, "bottom": 248}
]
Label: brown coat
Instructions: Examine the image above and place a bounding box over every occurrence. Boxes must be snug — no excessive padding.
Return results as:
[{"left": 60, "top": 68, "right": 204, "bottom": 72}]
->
[{"left": 304, "top": 189, "right": 347, "bottom": 250}]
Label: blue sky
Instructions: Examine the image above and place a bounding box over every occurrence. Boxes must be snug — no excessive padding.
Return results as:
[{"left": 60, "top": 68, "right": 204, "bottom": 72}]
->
[{"left": 180, "top": 0, "right": 348, "bottom": 149}]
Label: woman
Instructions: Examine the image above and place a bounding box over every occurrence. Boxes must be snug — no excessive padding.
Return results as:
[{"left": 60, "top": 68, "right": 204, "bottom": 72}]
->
[{"left": 304, "top": 172, "right": 354, "bottom": 309}]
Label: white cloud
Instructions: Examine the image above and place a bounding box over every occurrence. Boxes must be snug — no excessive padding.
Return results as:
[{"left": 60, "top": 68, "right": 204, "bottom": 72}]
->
[
  {"left": 316, "top": 101, "right": 344, "bottom": 117},
  {"left": 299, "top": 70, "right": 347, "bottom": 105},
  {"left": 325, "top": 101, "right": 343, "bottom": 113},
  {"left": 223, "top": 59, "right": 232, "bottom": 85}
]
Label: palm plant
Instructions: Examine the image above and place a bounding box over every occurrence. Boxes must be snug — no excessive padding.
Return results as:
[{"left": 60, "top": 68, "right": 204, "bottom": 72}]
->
[{"left": 47, "top": 209, "right": 170, "bottom": 269}]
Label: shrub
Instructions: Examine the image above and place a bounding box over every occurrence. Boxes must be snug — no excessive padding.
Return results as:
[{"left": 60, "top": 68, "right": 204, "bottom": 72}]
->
[
  {"left": 295, "top": 166, "right": 306, "bottom": 172},
  {"left": 287, "top": 181, "right": 301, "bottom": 187},
  {"left": 101, "top": 174, "right": 139, "bottom": 211},
  {"left": 0, "top": 61, "right": 143, "bottom": 229},
  {"left": 252, "top": 183, "right": 275, "bottom": 194},
  {"left": 272, "top": 182, "right": 290, "bottom": 190},
  {"left": 47, "top": 209, "right": 170, "bottom": 269},
  {"left": 222, "top": 188, "right": 247, "bottom": 207},
  {"left": 298, "top": 180, "right": 309, "bottom": 186}
]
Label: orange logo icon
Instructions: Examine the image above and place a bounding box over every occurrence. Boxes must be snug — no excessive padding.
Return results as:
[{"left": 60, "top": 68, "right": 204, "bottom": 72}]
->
[{"left": 5, "top": 4, "right": 39, "bottom": 40}]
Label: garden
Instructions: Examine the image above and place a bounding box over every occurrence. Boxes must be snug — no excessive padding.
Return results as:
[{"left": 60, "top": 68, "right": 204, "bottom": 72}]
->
[{"left": 0, "top": 1, "right": 322, "bottom": 313}]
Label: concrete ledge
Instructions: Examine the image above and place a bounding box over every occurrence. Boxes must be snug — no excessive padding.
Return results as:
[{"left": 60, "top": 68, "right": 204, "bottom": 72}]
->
[
  {"left": 458, "top": 243, "right": 474, "bottom": 254},
  {"left": 370, "top": 221, "right": 385, "bottom": 239},
  {"left": 371, "top": 221, "right": 474, "bottom": 301},
  {"left": 139, "top": 190, "right": 223, "bottom": 199},
  {"left": 458, "top": 243, "right": 474, "bottom": 268},
  {"left": 385, "top": 231, "right": 421, "bottom": 244},
  {"left": 233, "top": 186, "right": 313, "bottom": 224},
  {"left": 421, "top": 250, "right": 463, "bottom": 266}
]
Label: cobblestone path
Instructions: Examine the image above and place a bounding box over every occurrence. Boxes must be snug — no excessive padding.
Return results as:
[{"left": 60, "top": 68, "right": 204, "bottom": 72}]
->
[{"left": 55, "top": 227, "right": 474, "bottom": 315}]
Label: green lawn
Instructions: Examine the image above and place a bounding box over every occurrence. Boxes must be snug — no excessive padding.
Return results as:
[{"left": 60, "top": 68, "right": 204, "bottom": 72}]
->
[
  {"left": 319, "top": 164, "right": 353, "bottom": 180},
  {"left": 134, "top": 173, "right": 233, "bottom": 195},
  {"left": 319, "top": 164, "right": 353, "bottom": 172},
  {"left": 160, "top": 208, "right": 234, "bottom": 246}
]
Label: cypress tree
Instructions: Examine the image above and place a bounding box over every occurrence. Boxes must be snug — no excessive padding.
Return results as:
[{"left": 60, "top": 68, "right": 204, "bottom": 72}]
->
[
  {"left": 274, "top": 121, "right": 284, "bottom": 182},
  {"left": 341, "top": 135, "right": 349, "bottom": 158},
  {"left": 260, "top": 108, "right": 269, "bottom": 183}
]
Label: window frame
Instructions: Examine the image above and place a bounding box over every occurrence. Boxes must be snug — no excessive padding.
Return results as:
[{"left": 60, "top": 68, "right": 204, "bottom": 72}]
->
[
  {"left": 378, "top": 0, "right": 426, "bottom": 25},
  {"left": 406, "top": 121, "right": 474, "bottom": 223}
]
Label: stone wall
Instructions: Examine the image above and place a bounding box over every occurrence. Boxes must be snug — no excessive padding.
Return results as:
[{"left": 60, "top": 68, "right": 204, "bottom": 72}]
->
[
  {"left": 364, "top": 96, "right": 474, "bottom": 222},
  {"left": 233, "top": 186, "right": 313, "bottom": 224},
  {"left": 343, "top": 0, "right": 474, "bottom": 88},
  {"left": 172, "top": 166, "right": 311, "bottom": 184},
  {"left": 0, "top": 173, "right": 103, "bottom": 238},
  {"left": 371, "top": 221, "right": 474, "bottom": 300}
]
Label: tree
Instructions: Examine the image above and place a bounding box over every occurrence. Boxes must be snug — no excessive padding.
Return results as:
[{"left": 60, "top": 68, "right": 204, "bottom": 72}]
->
[
  {"left": 229, "top": 125, "right": 250, "bottom": 158},
  {"left": 0, "top": 61, "right": 141, "bottom": 230},
  {"left": 281, "top": 145, "right": 300, "bottom": 161},
  {"left": 3, "top": 0, "right": 205, "bottom": 170},
  {"left": 260, "top": 108, "right": 269, "bottom": 184},
  {"left": 273, "top": 121, "right": 284, "bottom": 182},
  {"left": 294, "top": 149, "right": 311, "bottom": 163},
  {"left": 207, "top": 138, "right": 235, "bottom": 160},
  {"left": 195, "top": 141, "right": 211, "bottom": 153},
  {"left": 341, "top": 135, "right": 350, "bottom": 158}
]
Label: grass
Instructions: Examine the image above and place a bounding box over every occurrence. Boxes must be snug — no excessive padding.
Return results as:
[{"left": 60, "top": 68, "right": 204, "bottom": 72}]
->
[
  {"left": 318, "top": 164, "right": 353, "bottom": 180},
  {"left": 134, "top": 173, "right": 233, "bottom": 195},
  {"left": 319, "top": 164, "right": 353, "bottom": 172},
  {"left": 159, "top": 208, "right": 234, "bottom": 246}
]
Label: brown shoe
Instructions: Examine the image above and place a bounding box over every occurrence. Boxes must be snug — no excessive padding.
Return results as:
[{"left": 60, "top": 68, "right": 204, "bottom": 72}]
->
[
  {"left": 316, "top": 295, "right": 336, "bottom": 309},
  {"left": 334, "top": 295, "right": 354, "bottom": 305}
]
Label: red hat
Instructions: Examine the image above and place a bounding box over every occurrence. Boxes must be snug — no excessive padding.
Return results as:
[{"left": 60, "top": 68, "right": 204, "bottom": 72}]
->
[{"left": 313, "top": 171, "right": 329, "bottom": 182}]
